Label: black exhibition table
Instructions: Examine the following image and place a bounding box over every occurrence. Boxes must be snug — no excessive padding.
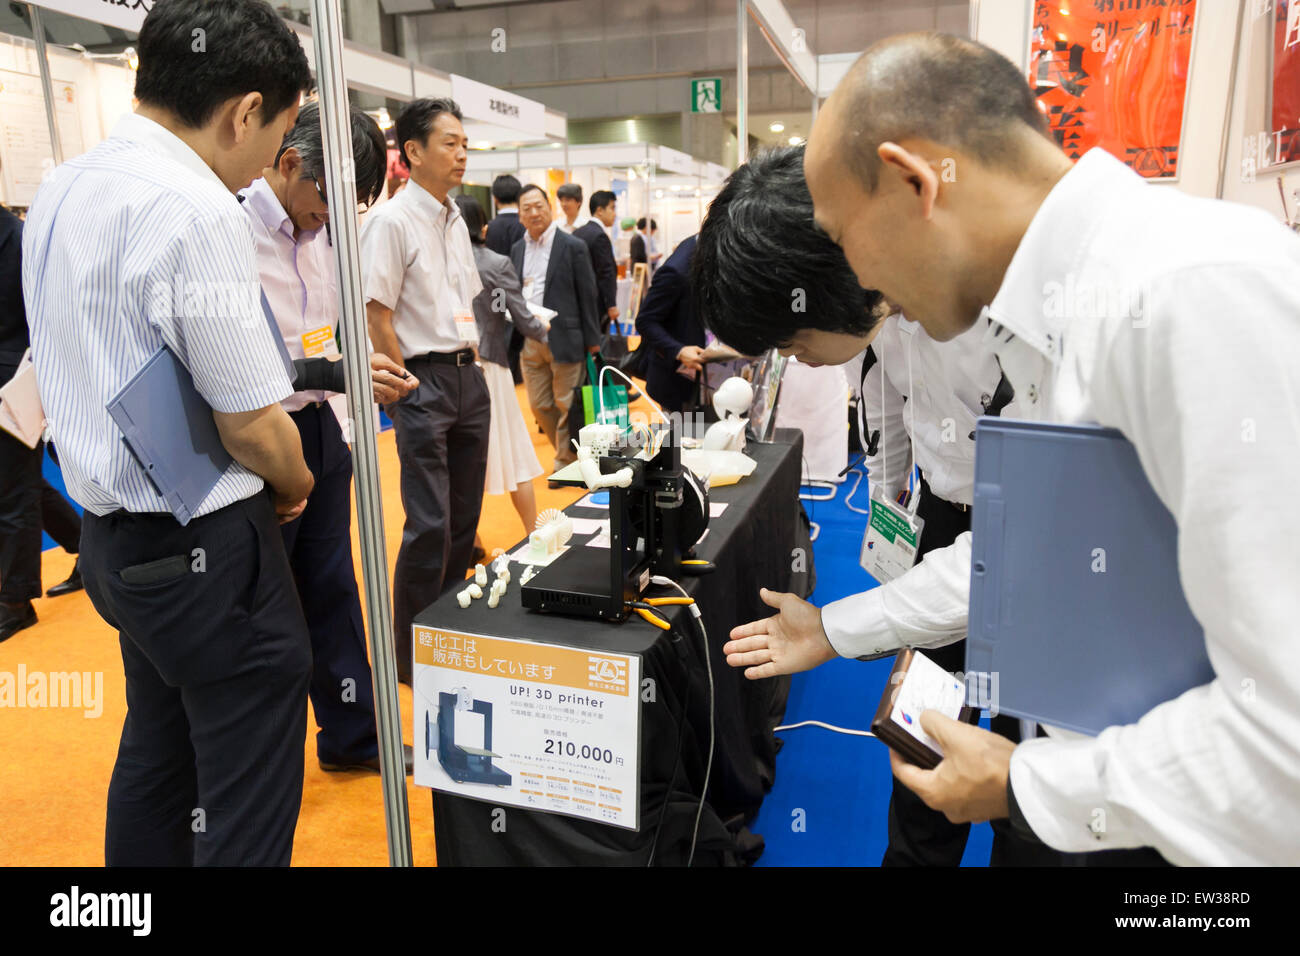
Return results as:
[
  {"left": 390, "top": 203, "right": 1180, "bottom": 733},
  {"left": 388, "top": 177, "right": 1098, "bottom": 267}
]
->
[{"left": 419, "top": 429, "right": 810, "bottom": 866}]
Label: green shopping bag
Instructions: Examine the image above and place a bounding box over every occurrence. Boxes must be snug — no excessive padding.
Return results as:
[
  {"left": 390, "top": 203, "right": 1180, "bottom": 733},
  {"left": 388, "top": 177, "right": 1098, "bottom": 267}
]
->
[{"left": 581, "top": 354, "right": 629, "bottom": 429}]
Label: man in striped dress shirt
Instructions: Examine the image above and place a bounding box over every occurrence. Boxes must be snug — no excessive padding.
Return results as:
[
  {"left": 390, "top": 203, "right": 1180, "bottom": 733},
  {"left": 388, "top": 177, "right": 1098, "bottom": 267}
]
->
[{"left": 22, "top": 0, "right": 316, "bottom": 866}]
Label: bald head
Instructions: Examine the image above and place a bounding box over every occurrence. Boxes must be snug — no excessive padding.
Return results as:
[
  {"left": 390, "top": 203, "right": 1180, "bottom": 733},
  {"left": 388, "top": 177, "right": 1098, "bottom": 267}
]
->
[{"left": 826, "top": 32, "right": 1052, "bottom": 192}]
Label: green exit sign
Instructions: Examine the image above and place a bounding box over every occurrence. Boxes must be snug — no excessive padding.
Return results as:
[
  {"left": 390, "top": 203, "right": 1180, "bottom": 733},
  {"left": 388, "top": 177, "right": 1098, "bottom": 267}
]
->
[{"left": 691, "top": 78, "right": 721, "bottom": 113}]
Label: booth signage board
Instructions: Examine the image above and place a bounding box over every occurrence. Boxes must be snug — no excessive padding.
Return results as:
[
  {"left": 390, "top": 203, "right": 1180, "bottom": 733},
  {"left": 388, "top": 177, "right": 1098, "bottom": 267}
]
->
[
  {"left": 656, "top": 145, "right": 697, "bottom": 176},
  {"left": 1028, "top": 0, "right": 1196, "bottom": 179},
  {"left": 451, "top": 73, "right": 546, "bottom": 139},
  {"left": 413, "top": 626, "right": 642, "bottom": 830},
  {"left": 32, "top": 0, "right": 151, "bottom": 33},
  {"left": 691, "top": 77, "right": 721, "bottom": 113},
  {"left": 0, "top": 70, "right": 84, "bottom": 205},
  {"left": 1271, "top": 0, "right": 1300, "bottom": 165}
]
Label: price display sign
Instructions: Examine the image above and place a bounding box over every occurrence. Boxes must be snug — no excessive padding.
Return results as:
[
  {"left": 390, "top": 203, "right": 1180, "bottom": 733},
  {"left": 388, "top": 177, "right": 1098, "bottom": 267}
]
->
[{"left": 413, "top": 627, "right": 641, "bottom": 830}]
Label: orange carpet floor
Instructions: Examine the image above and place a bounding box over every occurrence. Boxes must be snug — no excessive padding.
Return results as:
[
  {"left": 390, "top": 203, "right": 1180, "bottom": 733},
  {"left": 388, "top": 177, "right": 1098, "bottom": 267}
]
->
[{"left": 0, "top": 381, "right": 593, "bottom": 866}]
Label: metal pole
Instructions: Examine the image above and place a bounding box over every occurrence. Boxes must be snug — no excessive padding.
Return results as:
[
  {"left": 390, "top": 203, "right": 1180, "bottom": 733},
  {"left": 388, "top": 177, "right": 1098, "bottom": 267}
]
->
[
  {"left": 1216, "top": 0, "right": 1245, "bottom": 200},
  {"left": 736, "top": 0, "right": 748, "bottom": 166},
  {"left": 28, "top": 4, "right": 63, "bottom": 166},
  {"left": 310, "top": 0, "right": 412, "bottom": 867}
]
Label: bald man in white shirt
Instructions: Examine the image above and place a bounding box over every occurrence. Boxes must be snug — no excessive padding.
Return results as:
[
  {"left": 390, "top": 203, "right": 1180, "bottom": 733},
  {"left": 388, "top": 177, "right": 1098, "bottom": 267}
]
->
[{"left": 724, "top": 31, "right": 1300, "bottom": 866}]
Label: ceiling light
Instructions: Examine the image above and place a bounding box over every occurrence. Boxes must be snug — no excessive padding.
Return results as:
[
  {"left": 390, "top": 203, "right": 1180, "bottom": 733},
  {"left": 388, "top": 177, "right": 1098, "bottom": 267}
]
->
[
  {"left": 769, "top": 122, "right": 785, "bottom": 133},
  {"left": 788, "top": 135, "right": 804, "bottom": 146}
]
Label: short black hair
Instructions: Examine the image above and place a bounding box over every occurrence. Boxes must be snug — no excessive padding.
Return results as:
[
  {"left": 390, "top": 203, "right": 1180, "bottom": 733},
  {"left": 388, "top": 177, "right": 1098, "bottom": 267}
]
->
[
  {"left": 492, "top": 173, "right": 521, "bottom": 205},
  {"left": 455, "top": 195, "right": 487, "bottom": 245},
  {"left": 589, "top": 189, "right": 616, "bottom": 215},
  {"left": 636, "top": 217, "right": 658, "bottom": 231},
  {"left": 134, "top": 0, "right": 312, "bottom": 129},
  {"left": 692, "top": 145, "right": 886, "bottom": 355},
  {"left": 275, "top": 101, "right": 388, "bottom": 207},
  {"left": 519, "top": 183, "right": 548, "bottom": 202},
  {"left": 557, "top": 183, "right": 583, "bottom": 204},
  {"left": 395, "top": 97, "right": 463, "bottom": 169},
  {"left": 835, "top": 32, "right": 1051, "bottom": 192}
]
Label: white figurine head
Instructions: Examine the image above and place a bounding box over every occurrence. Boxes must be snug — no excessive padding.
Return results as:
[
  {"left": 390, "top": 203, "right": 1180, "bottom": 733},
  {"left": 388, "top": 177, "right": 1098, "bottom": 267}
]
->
[{"left": 712, "top": 377, "right": 754, "bottom": 421}]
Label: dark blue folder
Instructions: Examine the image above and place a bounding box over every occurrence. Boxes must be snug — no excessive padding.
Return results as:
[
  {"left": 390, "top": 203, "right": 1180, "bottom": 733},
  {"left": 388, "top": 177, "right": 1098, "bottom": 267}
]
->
[
  {"left": 966, "top": 419, "right": 1214, "bottom": 736},
  {"left": 104, "top": 291, "right": 292, "bottom": 525}
]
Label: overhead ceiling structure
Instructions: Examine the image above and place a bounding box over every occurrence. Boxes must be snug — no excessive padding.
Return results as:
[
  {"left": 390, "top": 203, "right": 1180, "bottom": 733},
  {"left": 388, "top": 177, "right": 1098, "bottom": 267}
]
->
[
  {"left": 1, "top": 0, "right": 568, "bottom": 150},
  {"left": 0, "top": 2, "right": 134, "bottom": 51}
]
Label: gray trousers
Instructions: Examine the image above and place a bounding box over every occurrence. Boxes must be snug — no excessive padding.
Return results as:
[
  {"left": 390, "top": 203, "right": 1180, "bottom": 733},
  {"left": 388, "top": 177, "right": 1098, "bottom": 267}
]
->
[
  {"left": 521, "top": 337, "right": 583, "bottom": 472},
  {"left": 387, "top": 357, "right": 490, "bottom": 683}
]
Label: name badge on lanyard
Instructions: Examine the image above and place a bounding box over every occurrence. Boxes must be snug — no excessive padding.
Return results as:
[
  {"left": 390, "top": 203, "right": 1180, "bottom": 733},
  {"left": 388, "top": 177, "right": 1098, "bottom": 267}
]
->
[
  {"left": 860, "top": 483, "right": 925, "bottom": 585},
  {"left": 454, "top": 305, "right": 479, "bottom": 345},
  {"left": 301, "top": 326, "right": 340, "bottom": 358}
]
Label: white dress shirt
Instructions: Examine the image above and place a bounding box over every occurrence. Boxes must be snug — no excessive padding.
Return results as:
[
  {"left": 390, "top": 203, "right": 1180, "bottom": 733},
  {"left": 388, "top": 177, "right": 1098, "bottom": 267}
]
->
[
  {"left": 359, "top": 177, "right": 482, "bottom": 358},
  {"left": 22, "top": 112, "right": 292, "bottom": 517},
  {"left": 832, "top": 147, "right": 1300, "bottom": 865},
  {"left": 522, "top": 220, "right": 558, "bottom": 307},
  {"left": 241, "top": 176, "right": 337, "bottom": 411},
  {"left": 822, "top": 314, "right": 1016, "bottom": 658},
  {"left": 858, "top": 313, "right": 1014, "bottom": 505},
  {"left": 993, "top": 148, "right": 1300, "bottom": 866},
  {"left": 559, "top": 214, "right": 589, "bottom": 234}
]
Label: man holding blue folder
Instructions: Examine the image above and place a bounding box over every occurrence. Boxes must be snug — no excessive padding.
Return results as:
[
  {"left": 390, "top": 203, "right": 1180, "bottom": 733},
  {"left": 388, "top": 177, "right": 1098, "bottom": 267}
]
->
[
  {"left": 22, "top": 0, "right": 318, "bottom": 866},
  {"left": 722, "top": 32, "right": 1300, "bottom": 865}
]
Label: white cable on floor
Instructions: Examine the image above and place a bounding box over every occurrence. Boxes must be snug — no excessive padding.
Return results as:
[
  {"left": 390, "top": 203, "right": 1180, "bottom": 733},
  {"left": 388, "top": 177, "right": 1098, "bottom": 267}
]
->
[{"left": 773, "top": 719, "right": 876, "bottom": 738}]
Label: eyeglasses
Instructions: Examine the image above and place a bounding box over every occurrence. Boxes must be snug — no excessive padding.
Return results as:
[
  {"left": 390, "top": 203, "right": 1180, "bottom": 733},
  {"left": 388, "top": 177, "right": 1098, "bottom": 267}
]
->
[{"left": 313, "top": 177, "right": 370, "bottom": 215}]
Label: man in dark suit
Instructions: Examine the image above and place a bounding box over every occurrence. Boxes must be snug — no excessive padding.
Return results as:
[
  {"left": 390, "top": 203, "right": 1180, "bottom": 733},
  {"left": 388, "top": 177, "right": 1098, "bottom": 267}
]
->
[
  {"left": 1, "top": 202, "right": 83, "bottom": 643},
  {"left": 486, "top": 174, "right": 528, "bottom": 382},
  {"left": 572, "top": 189, "right": 619, "bottom": 332},
  {"left": 629, "top": 217, "right": 661, "bottom": 277},
  {"left": 636, "top": 233, "right": 706, "bottom": 414},
  {"left": 510, "top": 184, "right": 600, "bottom": 472},
  {"left": 485, "top": 173, "right": 526, "bottom": 256}
]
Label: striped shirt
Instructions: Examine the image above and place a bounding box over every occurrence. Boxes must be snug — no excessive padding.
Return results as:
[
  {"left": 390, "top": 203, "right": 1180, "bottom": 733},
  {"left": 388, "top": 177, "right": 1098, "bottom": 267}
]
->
[{"left": 22, "top": 112, "right": 293, "bottom": 517}]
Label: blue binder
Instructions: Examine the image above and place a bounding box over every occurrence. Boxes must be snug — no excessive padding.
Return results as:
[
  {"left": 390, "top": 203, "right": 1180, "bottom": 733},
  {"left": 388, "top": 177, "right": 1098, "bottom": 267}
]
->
[
  {"left": 106, "top": 345, "right": 232, "bottom": 526},
  {"left": 966, "top": 419, "right": 1214, "bottom": 736},
  {"left": 104, "top": 291, "right": 291, "bottom": 526}
]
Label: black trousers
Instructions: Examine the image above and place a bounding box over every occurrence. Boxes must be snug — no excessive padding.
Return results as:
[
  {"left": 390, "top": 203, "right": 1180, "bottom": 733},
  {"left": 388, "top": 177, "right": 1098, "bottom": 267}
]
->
[
  {"left": 0, "top": 434, "right": 81, "bottom": 603},
  {"left": 881, "top": 477, "right": 1066, "bottom": 867},
  {"left": 281, "top": 403, "right": 378, "bottom": 763},
  {"left": 387, "top": 358, "right": 490, "bottom": 683},
  {"left": 81, "top": 493, "right": 312, "bottom": 866}
]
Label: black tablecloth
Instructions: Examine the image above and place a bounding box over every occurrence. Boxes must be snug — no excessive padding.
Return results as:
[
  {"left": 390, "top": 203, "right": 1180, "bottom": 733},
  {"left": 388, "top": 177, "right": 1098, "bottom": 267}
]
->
[{"left": 421, "top": 429, "right": 810, "bottom": 865}]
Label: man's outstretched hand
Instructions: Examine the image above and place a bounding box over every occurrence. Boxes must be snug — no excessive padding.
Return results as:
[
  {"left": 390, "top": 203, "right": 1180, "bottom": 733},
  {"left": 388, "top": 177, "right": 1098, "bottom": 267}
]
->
[{"left": 722, "top": 588, "right": 838, "bottom": 679}]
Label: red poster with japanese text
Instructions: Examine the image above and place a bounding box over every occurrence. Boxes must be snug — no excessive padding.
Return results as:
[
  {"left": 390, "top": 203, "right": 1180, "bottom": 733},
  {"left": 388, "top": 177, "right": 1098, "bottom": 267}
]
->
[
  {"left": 1030, "top": 0, "right": 1196, "bottom": 178},
  {"left": 1273, "top": 0, "right": 1300, "bottom": 165}
]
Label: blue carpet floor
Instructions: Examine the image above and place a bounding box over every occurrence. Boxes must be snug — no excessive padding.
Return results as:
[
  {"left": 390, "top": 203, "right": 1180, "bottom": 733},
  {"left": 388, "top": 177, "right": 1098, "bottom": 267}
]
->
[{"left": 749, "top": 476, "right": 993, "bottom": 866}]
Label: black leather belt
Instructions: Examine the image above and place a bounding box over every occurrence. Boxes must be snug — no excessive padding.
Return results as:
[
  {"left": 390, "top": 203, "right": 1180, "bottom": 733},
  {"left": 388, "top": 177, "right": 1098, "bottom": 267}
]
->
[{"left": 415, "top": 348, "right": 475, "bottom": 367}]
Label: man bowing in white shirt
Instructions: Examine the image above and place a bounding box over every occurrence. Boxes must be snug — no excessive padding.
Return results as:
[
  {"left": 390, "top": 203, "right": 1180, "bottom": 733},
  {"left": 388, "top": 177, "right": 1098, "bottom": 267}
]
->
[{"left": 724, "top": 31, "right": 1300, "bottom": 866}]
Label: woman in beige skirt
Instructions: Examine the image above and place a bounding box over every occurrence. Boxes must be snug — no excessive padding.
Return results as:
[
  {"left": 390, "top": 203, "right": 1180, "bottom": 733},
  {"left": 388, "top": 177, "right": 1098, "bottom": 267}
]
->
[{"left": 456, "top": 196, "right": 551, "bottom": 534}]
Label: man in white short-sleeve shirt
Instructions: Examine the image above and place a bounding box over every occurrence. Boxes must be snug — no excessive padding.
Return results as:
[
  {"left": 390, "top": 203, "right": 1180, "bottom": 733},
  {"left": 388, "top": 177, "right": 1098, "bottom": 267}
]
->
[{"left": 360, "top": 97, "right": 489, "bottom": 686}]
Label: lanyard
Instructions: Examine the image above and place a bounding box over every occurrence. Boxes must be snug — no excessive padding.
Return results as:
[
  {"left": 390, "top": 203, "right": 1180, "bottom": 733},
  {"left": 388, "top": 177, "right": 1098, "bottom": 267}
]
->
[{"left": 876, "top": 331, "right": 921, "bottom": 518}]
